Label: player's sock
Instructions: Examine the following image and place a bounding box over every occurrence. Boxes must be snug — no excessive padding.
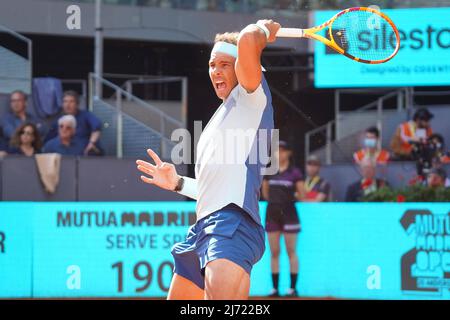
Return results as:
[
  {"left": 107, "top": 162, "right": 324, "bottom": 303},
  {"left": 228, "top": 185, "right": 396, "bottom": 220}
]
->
[
  {"left": 290, "top": 273, "right": 298, "bottom": 290},
  {"left": 271, "top": 273, "right": 279, "bottom": 291}
]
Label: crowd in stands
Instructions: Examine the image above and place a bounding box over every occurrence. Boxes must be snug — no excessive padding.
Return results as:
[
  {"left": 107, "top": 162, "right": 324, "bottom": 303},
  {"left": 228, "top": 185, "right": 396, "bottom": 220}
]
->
[
  {"left": 1, "top": 88, "right": 448, "bottom": 200},
  {"left": 0, "top": 90, "right": 103, "bottom": 158},
  {"left": 348, "top": 107, "right": 449, "bottom": 200},
  {"left": 262, "top": 107, "right": 449, "bottom": 204}
]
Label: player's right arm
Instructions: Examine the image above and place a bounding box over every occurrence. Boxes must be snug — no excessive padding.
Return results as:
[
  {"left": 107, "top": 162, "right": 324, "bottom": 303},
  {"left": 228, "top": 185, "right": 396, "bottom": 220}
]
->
[{"left": 136, "top": 148, "right": 198, "bottom": 200}]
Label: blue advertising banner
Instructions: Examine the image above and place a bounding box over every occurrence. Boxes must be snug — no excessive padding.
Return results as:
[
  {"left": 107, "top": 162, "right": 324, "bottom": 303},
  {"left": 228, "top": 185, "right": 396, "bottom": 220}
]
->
[
  {"left": 0, "top": 202, "right": 449, "bottom": 299},
  {"left": 314, "top": 7, "right": 450, "bottom": 88},
  {"left": 0, "top": 203, "right": 33, "bottom": 297},
  {"left": 32, "top": 202, "right": 197, "bottom": 297}
]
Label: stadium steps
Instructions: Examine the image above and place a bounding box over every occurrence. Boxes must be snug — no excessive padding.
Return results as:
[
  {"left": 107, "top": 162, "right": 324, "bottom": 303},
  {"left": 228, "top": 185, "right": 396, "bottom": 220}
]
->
[
  {"left": 92, "top": 99, "right": 164, "bottom": 158},
  {"left": 310, "top": 104, "right": 450, "bottom": 164},
  {"left": 102, "top": 98, "right": 183, "bottom": 135},
  {"left": 89, "top": 74, "right": 186, "bottom": 159},
  {"left": 0, "top": 46, "right": 31, "bottom": 94}
]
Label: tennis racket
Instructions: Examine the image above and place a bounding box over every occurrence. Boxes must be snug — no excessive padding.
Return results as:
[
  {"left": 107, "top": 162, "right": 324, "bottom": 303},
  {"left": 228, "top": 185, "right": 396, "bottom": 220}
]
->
[{"left": 276, "top": 7, "right": 400, "bottom": 64}]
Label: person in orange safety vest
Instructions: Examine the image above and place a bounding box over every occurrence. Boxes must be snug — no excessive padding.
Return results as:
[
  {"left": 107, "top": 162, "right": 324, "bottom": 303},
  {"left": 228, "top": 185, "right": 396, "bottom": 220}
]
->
[
  {"left": 354, "top": 126, "right": 390, "bottom": 165},
  {"left": 390, "top": 108, "right": 434, "bottom": 159}
]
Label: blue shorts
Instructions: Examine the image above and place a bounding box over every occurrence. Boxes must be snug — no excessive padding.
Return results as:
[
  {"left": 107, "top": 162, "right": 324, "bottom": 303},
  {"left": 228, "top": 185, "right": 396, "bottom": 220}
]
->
[{"left": 171, "top": 204, "right": 266, "bottom": 290}]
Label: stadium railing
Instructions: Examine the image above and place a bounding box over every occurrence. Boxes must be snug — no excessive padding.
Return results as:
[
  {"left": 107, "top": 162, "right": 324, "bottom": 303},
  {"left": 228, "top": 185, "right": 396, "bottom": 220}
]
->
[
  {"left": 304, "top": 88, "right": 450, "bottom": 165},
  {"left": 0, "top": 24, "right": 32, "bottom": 95},
  {"left": 88, "top": 73, "right": 185, "bottom": 160}
]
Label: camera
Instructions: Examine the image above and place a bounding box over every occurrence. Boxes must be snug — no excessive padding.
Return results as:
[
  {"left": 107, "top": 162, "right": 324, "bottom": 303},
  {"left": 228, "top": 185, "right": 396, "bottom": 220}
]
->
[{"left": 411, "top": 133, "right": 446, "bottom": 177}]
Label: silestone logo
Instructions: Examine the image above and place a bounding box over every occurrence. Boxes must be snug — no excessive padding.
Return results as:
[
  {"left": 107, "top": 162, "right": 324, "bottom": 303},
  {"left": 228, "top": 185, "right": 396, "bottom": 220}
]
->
[{"left": 400, "top": 209, "right": 450, "bottom": 296}]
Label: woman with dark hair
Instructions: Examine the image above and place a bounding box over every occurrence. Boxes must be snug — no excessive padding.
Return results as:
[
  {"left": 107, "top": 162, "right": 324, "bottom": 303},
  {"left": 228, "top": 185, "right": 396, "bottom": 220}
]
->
[{"left": 9, "top": 122, "right": 42, "bottom": 156}]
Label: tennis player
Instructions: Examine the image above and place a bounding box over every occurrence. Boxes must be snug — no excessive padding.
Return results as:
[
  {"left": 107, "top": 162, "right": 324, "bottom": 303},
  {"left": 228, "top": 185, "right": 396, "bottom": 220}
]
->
[{"left": 136, "top": 19, "right": 280, "bottom": 300}]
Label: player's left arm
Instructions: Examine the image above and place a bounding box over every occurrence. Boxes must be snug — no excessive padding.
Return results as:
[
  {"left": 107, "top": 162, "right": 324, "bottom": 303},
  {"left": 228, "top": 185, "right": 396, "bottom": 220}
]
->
[{"left": 235, "top": 20, "right": 280, "bottom": 93}]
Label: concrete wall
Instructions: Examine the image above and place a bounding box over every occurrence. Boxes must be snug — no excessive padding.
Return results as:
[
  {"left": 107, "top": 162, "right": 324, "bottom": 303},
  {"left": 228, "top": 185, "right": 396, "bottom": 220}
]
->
[
  {"left": 0, "top": 0, "right": 309, "bottom": 52},
  {"left": 0, "top": 156, "right": 187, "bottom": 201},
  {"left": 0, "top": 156, "right": 448, "bottom": 202},
  {"left": 320, "top": 162, "right": 450, "bottom": 201}
]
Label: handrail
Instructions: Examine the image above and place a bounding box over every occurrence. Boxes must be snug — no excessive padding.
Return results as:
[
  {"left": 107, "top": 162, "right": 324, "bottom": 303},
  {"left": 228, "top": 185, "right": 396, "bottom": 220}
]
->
[
  {"left": 347, "top": 90, "right": 404, "bottom": 113},
  {"left": 306, "top": 87, "right": 409, "bottom": 164},
  {"left": 89, "top": 73, "right": 184, "bottom": 158},
  {"left": 0, "top": 24, "right": 33, "bottom": 94},
  {"left": 0, "top": 24, "right": 32, "bottom": 46},
  {"left": 89, "top": 73, "right": 183, "bottom": 129},
  {"left": 122, "top": 77, "right": 188, "bottom": 126},
  {"left": 412, "top": 90, "right": 450, "bottom": 96},
  {"left": 306, "top": 120, "right": 335, "bottom": 136},
  {"left": 306, "top": 86, "right": 450, "bottom": 164}
]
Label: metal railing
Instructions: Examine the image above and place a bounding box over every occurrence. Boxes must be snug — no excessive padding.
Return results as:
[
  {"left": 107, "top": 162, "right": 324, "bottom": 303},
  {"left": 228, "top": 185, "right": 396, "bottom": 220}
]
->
[
  {"left": 88, "top": 73, "right": 184, "bottom": 158},
  {"left": 334, "top": 87, "right": 412, "bottom": 140},
  {"left": 306, "top": 88, "right": 412, "bottom": 165},
  {"left": 0, "top": 24, "right": 32, "bottom": 94},
  {"left": 305, "top": 87, "right": 450, "bottom": 164},
  {"left": 304, "top": 120, "right": 335, "bottom": 165},
  {"left": 123, "top": 76, "right": 188, "bottom": 127}
]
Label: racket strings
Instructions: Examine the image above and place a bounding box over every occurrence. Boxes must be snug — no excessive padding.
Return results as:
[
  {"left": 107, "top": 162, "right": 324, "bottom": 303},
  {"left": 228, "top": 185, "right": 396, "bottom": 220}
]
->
[{"left": 330, "top": 10, "right": 398, "bottom": 62}]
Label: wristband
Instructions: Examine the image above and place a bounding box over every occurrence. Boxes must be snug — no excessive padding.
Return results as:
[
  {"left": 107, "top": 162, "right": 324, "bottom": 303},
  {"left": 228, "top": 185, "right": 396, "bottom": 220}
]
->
[
  {"left": 174, "top": 176, "right": 184, "bottom": 192},
  {"left": 253, "top": 23, "right": 270, "bottom": 40},
  {"left": 175, "top": 176, "right": 198, "bottom": 200}
]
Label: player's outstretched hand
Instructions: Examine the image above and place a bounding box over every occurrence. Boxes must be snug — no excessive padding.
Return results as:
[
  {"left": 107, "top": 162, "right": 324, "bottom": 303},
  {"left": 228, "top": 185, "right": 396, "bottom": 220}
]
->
[{"left": 136, "top": 148, "right": 179, "bottom": 191}]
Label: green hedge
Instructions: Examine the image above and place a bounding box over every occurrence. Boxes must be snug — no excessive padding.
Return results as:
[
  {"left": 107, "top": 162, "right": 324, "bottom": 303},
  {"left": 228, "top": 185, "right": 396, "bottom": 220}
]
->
[{"left": 362, "top": 185, "right": 450, "bottom": 202}]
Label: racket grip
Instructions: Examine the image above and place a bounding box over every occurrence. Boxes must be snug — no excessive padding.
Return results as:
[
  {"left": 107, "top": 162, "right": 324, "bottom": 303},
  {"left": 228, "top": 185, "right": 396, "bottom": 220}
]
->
[{"left": 276, "top": 28, "right": 304, "bottom": 38}]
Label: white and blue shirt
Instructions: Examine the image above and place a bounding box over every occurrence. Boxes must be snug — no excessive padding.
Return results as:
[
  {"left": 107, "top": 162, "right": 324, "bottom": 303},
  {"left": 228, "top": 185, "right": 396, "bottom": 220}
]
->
[{"left": 195, "top": 76, "right": 274, "bottom": 225}]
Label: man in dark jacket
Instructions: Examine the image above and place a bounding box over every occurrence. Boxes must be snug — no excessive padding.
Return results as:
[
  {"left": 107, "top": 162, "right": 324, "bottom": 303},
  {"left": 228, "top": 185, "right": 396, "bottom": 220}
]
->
[{"left": 346, "top": 159, "right": 388, "bottom": 202}]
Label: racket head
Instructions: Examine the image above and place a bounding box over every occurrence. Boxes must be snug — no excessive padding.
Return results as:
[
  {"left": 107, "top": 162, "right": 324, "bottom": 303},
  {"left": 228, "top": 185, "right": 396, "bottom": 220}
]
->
[{"left": 327, "top": 7, "right": 400, "bottom": 64}]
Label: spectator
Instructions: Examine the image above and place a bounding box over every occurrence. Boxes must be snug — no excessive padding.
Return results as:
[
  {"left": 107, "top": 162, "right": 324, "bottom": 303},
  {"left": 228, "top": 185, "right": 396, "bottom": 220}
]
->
[
  {"left": 45, "top": 91, "right": 103, "bottom": 155},
  {"left": 426, "top": 168, "right": 448, "bottom": 188},
  {"left": 299, "top": 155, "right": 331, "bottom": 202},
  {"left": 1, "top": 90, "right": 44, "bottom": 141},
  {"left": 353, "top": 126, "right": 390, "bottom": 165},
  {"left": 261, "top": 141, "right": 303, "bottom": 298},
  {"left": 0, "top": 127, "right": 7, "bottom": 159},
  {"left": 345, "top": 159, "right": 388, "bottom": 202},
  {"left": 8, "top": 123, "right": 42, "bottom": 157},
  {"left": 428, "top": 133, "right": 450, "bottom": 165},
  {"left": 390, "top": 108, "right": 434, "bottom": 160},
  {"left": 42, "top": 115, "right": 85, "bottom": 156}
]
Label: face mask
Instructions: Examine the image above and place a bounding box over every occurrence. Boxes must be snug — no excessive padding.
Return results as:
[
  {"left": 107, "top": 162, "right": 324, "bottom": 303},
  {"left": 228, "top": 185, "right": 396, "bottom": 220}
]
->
[{"left": 364, "top": 138, "right": 377, "bottom": 148}]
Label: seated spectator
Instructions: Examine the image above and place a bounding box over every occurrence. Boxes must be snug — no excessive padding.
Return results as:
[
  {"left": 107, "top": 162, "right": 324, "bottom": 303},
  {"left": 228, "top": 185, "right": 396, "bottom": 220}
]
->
[
  {"left": 345, "top": 159, "right": 388, "bottom": 202},
  {"left": 8, "top": 123, "right": 42, "bottom": 157},
  {"left": 353, "top": 127, "right": 390, "bottom": 165},
  {"left": 45, "top": 90, "right": 103, "bottom": 156},
  {"left": 0, "top": 127, "right": 7, "bottom": 159},
  {"left": 42, "top": 115, "right": 85, "bottom": 156},
  {"left": 299, "top": 155, "right": 331, "bottom": 202},
  {"left": 1, "top": 90, "right": 45, "bottom": 141},
  {"left": 390, "top": 108, "right": 434, "bottom": 160},
  {"left": 428, "top": 133, "right": 450, "bottom": 165},
  {"left": 426, "top": 168, "right": 448, "bottom": 188}
]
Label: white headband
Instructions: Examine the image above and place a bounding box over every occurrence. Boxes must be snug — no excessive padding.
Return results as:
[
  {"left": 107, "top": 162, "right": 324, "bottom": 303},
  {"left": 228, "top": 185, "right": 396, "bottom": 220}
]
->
[
  {"left": 211, "top": 41, "right": 238, "bottom": 58},
  {"left": 210, "top": 41, "right": 266, "bottom": 72}
]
